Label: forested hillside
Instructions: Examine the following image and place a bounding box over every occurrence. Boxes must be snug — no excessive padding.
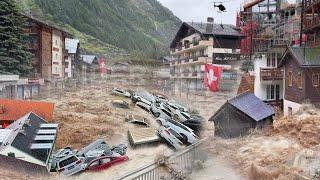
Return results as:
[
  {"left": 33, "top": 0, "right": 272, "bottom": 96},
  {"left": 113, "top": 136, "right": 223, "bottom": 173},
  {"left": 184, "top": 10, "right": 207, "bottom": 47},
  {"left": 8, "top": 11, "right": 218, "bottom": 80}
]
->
[{"left": 19, "top": 0, "right": 181, "bottom": 56}]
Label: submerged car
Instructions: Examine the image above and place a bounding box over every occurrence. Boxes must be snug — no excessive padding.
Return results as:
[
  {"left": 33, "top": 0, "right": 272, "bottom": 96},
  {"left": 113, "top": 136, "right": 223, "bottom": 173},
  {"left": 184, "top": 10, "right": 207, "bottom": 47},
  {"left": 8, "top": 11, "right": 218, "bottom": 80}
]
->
[
  {"left": 125, "top": 112, "right": 150, "bottom": 127},
  {"left": 84, "top": 155, "right": 129, "bottom": 172},
  {"left": 111, "top": 100, "right": 129, "bottom": 109},
  {"left": 111, "top": 88, "right": 131, "bottom": 98},
  {"left": 77, "top": 139, "right": 127, "bottom": 157},
  {"left": 150, "top": 103, "right": 172, "bottom": 120},
  {"left": 136, "top": 101, "right": 151, "bottom": 113},
  {"left": 158, "top": 126, "right": 183, "bottom": 150},
  {"left": 153, "top": 94, "right": 168, "bottom": 103},
  {"left": 173, "top": 111, "right": 204, "bottom": 131},
  {"left": 157, "top": 118, "right": 198, "bottom": 144},
  {"left": 166, "top": 101, "right": 189, "bottom": 114},
  {"left": 131, "top": 91, "right": 155, "bottom": 105}
]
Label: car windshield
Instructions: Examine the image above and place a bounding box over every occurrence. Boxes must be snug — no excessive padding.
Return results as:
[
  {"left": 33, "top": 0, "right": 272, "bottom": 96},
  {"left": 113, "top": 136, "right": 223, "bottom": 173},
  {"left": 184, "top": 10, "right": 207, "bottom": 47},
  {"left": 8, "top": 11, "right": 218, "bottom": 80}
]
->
[{"left": 59, "top": 156, "right": 79, "bottom": 168}]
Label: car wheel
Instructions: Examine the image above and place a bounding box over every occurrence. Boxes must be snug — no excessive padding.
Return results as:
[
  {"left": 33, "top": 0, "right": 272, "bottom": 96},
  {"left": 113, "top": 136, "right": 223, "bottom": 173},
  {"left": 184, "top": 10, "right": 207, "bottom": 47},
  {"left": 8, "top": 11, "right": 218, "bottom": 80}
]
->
[{"left": 155, "top": 112, "right": 160, "bottom": 118}]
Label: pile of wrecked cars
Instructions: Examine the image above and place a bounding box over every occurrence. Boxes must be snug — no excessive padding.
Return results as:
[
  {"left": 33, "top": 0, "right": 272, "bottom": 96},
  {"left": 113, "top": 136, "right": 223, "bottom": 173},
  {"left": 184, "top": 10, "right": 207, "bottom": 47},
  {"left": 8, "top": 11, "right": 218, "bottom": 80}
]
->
[
  {"left": 51, "top": 139, "right": 128, "bottom": 177},
  {"left": 112, "top": 87, "right": 204, "bottom": 150}
]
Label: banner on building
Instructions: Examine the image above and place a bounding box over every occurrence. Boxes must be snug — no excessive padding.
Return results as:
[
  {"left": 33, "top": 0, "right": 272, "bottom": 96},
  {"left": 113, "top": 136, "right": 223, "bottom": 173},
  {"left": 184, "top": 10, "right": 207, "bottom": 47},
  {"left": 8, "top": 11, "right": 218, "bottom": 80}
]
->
[
  {"left": 204, "top": 64, "right": 223, "bottom": 92},
  {"left": 98, "top": 57, "right": 107, "bottom": 76}
]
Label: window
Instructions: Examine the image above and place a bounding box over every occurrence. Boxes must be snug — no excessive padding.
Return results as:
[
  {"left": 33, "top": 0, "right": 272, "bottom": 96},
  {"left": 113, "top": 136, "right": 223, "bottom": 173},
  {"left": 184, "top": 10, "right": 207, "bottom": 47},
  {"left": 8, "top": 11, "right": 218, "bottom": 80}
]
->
[
  {"left": 55, "top": 39, "right": 58, "bottom": 45},
  {"left": 288, "top": 71, "right": 293, "bottom": 87},
  {"left": 297, "top": 72, "right": 302, "bottom": 89},
  {"left": 276, "top": 85, "right": 280, "bottom": 100},
  {"left": 267, "top": 54, "right": 271, "bottom": 67},
  {"left": 271, "top": 53, "right": 276, "bottom": 67},
  {"left": 271, "top": 85, "right": 275, "bottom": 99},
  {"left": 266, "top": 84, "right": 279, "bottom": 100},
  {"left": 312, "top": 74, "right": 319, "bottom": 87}
]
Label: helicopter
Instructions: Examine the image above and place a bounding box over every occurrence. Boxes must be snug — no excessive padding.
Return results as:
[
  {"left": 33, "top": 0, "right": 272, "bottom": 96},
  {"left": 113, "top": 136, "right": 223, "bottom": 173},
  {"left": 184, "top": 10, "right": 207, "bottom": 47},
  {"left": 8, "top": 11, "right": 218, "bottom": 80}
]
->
[{"left": 213, "top": 2, "right": 226, "bottom": 12}]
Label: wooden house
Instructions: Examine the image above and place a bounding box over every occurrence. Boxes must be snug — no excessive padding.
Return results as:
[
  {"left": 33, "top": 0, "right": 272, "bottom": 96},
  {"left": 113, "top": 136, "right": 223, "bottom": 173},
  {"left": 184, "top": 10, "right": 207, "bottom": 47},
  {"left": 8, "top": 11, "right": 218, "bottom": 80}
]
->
[
  {"left": 209, "top": 92, "right": 274, "bottom": 138},
  {"left": 278, "top": 46, "right": 320, "bottom": 115}
]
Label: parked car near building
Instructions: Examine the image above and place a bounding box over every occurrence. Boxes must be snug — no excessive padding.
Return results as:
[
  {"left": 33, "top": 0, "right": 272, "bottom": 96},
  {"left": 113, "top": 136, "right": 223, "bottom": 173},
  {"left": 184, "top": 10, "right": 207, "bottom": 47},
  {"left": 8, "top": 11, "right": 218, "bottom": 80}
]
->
[{"left": 166, "top": 101, "right": 189, "bottom": 114}]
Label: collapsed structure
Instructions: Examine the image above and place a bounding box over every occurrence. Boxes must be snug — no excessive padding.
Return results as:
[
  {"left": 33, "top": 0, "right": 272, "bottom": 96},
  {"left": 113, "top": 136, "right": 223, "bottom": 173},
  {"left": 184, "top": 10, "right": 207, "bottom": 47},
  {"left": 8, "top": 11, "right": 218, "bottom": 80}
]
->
[{"left": 0, "top": 112, "right": 58, "bottom": 171}]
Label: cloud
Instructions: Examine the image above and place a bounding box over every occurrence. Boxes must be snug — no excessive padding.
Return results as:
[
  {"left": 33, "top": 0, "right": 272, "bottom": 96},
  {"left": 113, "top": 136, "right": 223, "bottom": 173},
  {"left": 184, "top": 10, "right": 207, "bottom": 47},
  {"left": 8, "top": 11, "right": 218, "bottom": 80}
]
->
[{"left": 157, "top": 0, "right": 243, "bottom": 25}]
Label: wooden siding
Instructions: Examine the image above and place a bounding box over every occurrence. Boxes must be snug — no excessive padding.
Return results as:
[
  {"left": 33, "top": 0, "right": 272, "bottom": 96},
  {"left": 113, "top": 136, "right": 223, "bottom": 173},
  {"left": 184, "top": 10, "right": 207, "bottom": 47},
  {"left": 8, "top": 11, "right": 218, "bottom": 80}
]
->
[
  {"left": 41, "top": 27, "right": 52, "bottom": 80},
  {"left": 213, "top": 37, "right": 241, "bottom": 49},
  {"left": 212, "top": 103, "right": 272, "bottom": 138},
  {"left": 284, "top": 54, "right": 306, "bottom": 103},
  {"left": 305, "top": 68, "right": 320, "bottom": 103},
  {"left": 237, "top": 73, "right": 254, "bottom": 95}
]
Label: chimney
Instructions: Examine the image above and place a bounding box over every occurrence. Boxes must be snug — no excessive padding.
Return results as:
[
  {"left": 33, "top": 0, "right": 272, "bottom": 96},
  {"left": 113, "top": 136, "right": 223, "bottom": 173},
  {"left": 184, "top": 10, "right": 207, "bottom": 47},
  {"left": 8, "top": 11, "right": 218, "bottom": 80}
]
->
[{"left": 206, "top": 17, "right": 214, "bottom": 32}]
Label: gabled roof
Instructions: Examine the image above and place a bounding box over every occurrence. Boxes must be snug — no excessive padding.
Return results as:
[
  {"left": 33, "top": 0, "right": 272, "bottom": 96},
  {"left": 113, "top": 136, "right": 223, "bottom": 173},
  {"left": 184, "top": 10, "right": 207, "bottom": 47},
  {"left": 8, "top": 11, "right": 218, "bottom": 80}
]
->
[
  {"left": 278, "top": 46, "right": 320, "bottom": 67},
  {"left": 228, "top": 92, "right": 275, "bottom": 121},
  {"left": 65, "top": 38, "right": 80, "bottom": 54},
  {"left": 0, "top": 112, "right": 58, "bottom": 164},
  {"left": 0, "top": 99, "right": 54, "bottom": 122},
  {"left": 22, "top": 14, "right": 72, "bottom": 37},
  {"left": 170, "top": 22, "right": 242, "bottom": 48},
  {"left": 81, "top": 55, "right": 98, "bottom": 64},
  {"left": 185, "top": 22, "right": 242, "bottom": 37},
  {"left": 237, "top": 73, "right": 255, "bottom": 95}
]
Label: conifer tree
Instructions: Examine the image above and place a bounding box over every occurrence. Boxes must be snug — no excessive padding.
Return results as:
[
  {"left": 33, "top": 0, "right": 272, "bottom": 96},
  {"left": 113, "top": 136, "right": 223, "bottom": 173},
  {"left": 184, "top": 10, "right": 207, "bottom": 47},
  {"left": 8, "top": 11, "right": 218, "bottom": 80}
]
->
[{"left": 0, "top": 0, "right": 32, "bottom": 76}]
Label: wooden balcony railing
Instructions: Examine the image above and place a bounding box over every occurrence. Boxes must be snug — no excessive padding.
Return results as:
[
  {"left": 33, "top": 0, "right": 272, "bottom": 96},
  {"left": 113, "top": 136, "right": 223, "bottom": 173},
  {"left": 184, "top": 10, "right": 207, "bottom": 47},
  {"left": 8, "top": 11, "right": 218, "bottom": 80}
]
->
[
  {"left": 304, "top": 16, "right": 320, "bottom": 31},
  {"left": 192, "top": 71, "right": 197, "bottom": 77},
  {"left": 260, "top": 68, "right": 284, "bottom": 81}
]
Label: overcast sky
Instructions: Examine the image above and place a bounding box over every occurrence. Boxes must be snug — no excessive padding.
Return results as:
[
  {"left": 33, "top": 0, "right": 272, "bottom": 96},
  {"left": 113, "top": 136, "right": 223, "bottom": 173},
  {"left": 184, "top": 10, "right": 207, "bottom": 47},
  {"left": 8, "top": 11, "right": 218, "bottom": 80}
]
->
[
  {"left": 157, "top": 0, "right": 244, "bottom": 25},
  {"left": 157, "top": 0, "right": 297, "bottom": 25}
]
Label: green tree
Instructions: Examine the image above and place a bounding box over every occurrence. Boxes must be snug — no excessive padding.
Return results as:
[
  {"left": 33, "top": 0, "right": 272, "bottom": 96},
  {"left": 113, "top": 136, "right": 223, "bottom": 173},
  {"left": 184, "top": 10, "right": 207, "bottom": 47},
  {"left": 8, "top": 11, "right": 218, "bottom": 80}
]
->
[{"left": 0, "top": 0, "right": 32, "bottom": 76}]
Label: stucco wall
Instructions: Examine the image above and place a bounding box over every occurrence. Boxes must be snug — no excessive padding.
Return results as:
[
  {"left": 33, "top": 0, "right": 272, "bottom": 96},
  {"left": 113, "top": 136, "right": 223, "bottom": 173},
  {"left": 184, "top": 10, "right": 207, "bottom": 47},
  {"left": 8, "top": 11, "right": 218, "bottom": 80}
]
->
[
  {"left": 283, "top": 99, "right": 302, "bottom": 116},
  {"left": 52, "top": 30, "right": 64, "bottom": 78}
]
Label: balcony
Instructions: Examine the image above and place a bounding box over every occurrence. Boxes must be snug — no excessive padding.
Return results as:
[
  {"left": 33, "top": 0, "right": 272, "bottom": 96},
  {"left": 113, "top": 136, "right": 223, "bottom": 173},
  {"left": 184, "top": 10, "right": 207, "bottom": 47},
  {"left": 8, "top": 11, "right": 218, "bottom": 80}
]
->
[
  {"left": 260, "top": 68, "right": 284, "bottom": 81},
  {"left": 192, "top": 71, "right": 197, "bottom": 77},
  {"left": 182, "top": 70, "right": 190, "bottom": 77},
  {"left": 305, "top": 0, "right": 320, "bottom": 11},
  {"left": 170, "top": 40, "right": 213, "bottom": 54},
  {"left": 304, "top": 16, "right": 320, "bottom": 32}
]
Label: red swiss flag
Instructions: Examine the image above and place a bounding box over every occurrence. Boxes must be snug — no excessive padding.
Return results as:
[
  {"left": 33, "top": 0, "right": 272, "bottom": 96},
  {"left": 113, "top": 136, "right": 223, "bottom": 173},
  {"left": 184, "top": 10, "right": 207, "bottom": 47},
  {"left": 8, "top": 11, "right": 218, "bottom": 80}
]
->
[
  {"left": 204, "top": 64, "right": 223, "bottom": 92},
  {"left": 98, "top": 57, "right": 107, "bottom": 75}
]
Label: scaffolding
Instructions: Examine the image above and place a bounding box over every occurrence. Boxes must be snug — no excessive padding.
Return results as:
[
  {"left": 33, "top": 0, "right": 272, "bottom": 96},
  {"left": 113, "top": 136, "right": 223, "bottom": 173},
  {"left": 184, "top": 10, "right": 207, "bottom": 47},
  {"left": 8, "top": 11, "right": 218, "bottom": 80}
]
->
[{"left": 238, "top": 0, "right": 302, "bottom": 55}]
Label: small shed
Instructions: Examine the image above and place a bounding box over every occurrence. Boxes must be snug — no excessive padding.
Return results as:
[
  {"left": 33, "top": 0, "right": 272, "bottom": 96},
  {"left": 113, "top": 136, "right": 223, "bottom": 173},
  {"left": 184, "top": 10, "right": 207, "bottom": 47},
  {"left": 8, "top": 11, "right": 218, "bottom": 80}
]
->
[{"left": 209, "top": 92, "right": 274, "bottom": 138}]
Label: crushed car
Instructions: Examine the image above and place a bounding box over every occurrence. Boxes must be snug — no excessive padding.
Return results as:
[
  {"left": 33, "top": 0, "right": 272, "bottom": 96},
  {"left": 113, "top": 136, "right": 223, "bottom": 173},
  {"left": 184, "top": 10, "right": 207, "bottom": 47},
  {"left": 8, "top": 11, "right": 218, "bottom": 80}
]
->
[
  {"left": 111, "top": 88, "right": 131, "bottom": 98},
  {"left": 153, "top": 93, "right": 168, "bottom": 103},
  {"left": 111, "top": 100, "right": 129, "bottom": 109},
  {"left": 136, "top": 102, "right": 151, "bottom": 113},
  {"left": 158, "top": 126, "right": 183, "bottom": 150},
  {"left": 56, "top": 154, "right": 86, "bottom": 176},
  {"left": 84, "top": 155, "right": 129, "bottom": 172},
  {"left": 150, "top": 102, "right": 172, "bottom": 119},
  {"left": 52, "top": 139, "right": 128, "bottom": 176},
  {"left": 166, "top": 100, "right": 189, "bottom": 113},
  {"left": 131, "top": 91, "right": 155, "bottom": 105},
  {"left": 125, "top": 112, "right": 150, "bottom": 127},
  {"left": 172, "top": 110, "right": 204, "bottom": 132},
  {"left": 157, "top": 118, "right": 199, "bottom": 144}
]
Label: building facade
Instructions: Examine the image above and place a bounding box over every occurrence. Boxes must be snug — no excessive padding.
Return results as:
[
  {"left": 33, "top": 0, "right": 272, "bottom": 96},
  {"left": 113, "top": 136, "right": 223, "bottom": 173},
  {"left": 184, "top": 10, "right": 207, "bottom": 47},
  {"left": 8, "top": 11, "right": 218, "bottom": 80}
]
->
[
  {"left": 0, "top": 75, "right": 19, "bottom": 99},
  {"left": 65, "top": 39, "right": 80, "bottom": 78},
  {"left": 169, "top": 18, "right": 242, "bottom": 93},
  {"left": 24, "top": 15, "right": 72, "bottom": 81}
]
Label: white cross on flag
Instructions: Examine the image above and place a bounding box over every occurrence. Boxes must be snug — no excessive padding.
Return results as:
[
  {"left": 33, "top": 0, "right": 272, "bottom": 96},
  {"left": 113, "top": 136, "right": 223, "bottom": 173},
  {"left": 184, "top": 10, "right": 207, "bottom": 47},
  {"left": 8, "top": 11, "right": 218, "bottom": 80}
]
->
[{"left": 204, "top": 64, "right": 223, "bottom": 92}]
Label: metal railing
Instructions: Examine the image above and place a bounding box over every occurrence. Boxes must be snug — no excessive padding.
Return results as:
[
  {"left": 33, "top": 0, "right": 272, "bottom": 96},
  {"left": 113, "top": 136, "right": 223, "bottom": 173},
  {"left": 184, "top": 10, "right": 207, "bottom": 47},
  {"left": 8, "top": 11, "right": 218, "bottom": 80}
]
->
[{"left": 119, "top": 140, "right": 206, "bottom": 180}]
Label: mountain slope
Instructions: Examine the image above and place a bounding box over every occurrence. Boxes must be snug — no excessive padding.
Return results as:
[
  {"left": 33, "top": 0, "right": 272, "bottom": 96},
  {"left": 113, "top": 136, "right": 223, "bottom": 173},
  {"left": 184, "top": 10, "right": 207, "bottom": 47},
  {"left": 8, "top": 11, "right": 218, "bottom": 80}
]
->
[{"left": 19, "top": 0, "right": 181, "bottom": 55}]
